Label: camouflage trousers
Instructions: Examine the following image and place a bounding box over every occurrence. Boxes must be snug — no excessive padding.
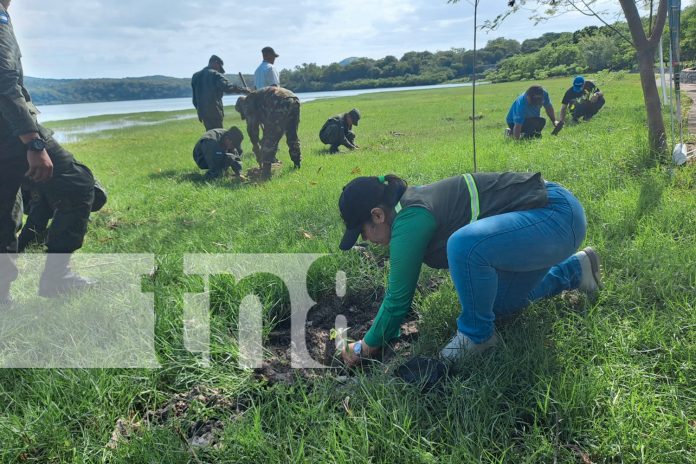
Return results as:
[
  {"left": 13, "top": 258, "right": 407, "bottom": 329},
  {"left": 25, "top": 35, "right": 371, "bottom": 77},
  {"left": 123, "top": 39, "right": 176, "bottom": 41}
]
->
[
  {"left": 257, "top": 97, "right": 301, "bottom": 165},
  {"left": 0, "top": 137, "right": 94, "bottom": 287}
]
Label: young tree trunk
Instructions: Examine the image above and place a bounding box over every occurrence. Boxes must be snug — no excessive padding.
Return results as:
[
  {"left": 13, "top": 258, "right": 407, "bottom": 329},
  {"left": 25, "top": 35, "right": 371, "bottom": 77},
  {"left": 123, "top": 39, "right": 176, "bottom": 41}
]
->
[
  {"left": 637, "top": 48, "right": 667, "bottom": 152},
  {"left": 620, "top": 0, "right": 668, "bottom": 154}
]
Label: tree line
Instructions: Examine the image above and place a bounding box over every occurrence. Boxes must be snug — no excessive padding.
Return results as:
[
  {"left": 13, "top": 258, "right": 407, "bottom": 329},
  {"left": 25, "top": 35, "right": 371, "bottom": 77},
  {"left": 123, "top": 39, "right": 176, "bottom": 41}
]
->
[
  {"left": 25, "top": 4, "right": 696, "bottom": 105},
  {"left": 25, "top": 75, "right": 250, "bottom": 106}
]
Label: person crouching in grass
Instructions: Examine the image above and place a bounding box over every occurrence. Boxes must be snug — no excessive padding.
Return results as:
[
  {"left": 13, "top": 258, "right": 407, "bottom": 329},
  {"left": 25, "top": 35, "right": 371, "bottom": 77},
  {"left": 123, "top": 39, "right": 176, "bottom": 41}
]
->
[{"left": 337, "top": 172, "right": 601, "bottom": 366}]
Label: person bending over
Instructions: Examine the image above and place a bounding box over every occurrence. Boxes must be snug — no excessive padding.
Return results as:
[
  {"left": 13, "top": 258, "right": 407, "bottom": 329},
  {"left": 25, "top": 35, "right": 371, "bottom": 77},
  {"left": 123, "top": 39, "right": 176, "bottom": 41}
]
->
[
  {"left": 505, "top": 85, "right": 558, "bottom": 139},
  {"left": 336, "top": 172, "right": 602, "bottom": 366},
  {"left": 192, "top": 126, "right": 244, "bottom": 180},
  {"left": 235, "top": 87, "right": 301, "bottom": 179}
]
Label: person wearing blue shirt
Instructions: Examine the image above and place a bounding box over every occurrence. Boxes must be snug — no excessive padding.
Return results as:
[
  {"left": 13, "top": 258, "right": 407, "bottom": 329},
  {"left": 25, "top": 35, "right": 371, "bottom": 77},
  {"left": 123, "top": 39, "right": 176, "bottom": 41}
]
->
[
  {"left": 505, "top": 85, "right": 558, "bottom": 139},
  {"left": 254, "top": 46, "right": 280, "bottom": 90}
]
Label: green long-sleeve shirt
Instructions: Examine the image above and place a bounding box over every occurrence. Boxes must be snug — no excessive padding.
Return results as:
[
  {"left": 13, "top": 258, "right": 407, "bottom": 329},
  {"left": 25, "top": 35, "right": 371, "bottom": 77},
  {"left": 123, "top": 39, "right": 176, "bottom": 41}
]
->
[
  {"left": 364, "top": 206, "right": 437, "bottom": 347},
  {"left": 361, "top": 172, "right": 549, "bottom": 347}
]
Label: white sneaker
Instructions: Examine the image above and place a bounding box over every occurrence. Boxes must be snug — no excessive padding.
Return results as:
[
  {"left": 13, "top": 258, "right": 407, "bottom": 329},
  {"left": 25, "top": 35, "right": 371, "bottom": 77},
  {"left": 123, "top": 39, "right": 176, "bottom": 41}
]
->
[
  {"left": 576, "top": 247, "right": 602, "bottom": 294},
  {"left": 440, "top": 331, "right": 498, "bottom": 361},
  {"left": 504, "top": 127, "right": 512, "bottom": 137}
]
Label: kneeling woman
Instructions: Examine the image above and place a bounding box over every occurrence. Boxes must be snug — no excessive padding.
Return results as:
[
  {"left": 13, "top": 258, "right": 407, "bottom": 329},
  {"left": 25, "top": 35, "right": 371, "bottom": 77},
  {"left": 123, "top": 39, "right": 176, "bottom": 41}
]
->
[{"left": 338, "top": 172, "right": 601, "bottom": 365}]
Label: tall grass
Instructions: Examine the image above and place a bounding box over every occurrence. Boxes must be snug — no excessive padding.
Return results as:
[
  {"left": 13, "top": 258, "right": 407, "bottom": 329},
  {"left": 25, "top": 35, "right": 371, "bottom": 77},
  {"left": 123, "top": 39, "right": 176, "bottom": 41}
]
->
[{"left": 0, "top": 75, "right": 694, "bottom": 463}]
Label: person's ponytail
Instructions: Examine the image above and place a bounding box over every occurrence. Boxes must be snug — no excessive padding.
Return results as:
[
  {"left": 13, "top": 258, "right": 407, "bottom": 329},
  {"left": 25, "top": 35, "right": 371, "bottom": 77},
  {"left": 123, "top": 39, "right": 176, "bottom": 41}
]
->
[{"left": 379, "top": 174, "right": 407, "bottom": 209}]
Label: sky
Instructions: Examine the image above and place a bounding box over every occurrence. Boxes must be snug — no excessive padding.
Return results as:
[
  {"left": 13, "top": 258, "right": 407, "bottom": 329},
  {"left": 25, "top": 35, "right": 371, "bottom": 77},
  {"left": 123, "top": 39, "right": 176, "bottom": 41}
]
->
[{"left": 8, "top": 0, "right": 630, "bottom": 80}]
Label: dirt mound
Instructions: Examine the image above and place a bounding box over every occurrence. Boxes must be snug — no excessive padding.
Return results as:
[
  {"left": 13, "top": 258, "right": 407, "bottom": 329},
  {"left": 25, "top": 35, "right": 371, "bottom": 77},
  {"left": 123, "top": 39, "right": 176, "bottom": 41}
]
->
[{"left": 257, "top": 297, "right": 420, "bottom": 384}]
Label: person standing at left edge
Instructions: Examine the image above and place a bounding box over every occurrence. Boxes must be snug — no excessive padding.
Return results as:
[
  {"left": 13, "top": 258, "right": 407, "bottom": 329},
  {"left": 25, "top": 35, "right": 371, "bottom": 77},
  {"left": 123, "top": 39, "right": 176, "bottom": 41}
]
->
[
  {"left": 0, "top": 0, "right": 97, "bottom": 304},
  {"left": 192, "top": 55, "right": 249, "bottom": 131}
]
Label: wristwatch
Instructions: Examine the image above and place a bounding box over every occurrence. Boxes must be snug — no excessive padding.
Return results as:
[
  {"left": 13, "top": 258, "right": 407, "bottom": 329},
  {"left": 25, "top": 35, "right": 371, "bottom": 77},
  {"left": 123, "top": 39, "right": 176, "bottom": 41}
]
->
[{"left": 25, "top": 138, "right": 46, "bottom": 152}]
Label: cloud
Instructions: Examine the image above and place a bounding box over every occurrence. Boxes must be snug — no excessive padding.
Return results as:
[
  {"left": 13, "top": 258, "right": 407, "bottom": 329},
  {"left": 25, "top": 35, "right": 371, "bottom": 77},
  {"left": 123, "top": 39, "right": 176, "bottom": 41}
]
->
[{"left": 9, "top": 0, "right": 625, "bottom": 79}]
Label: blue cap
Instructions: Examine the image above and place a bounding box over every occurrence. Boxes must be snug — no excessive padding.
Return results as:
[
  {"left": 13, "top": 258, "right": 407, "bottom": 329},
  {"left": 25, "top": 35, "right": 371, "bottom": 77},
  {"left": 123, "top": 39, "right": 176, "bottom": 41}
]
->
[{"left": 573, "top": 76, "right": 585, "bottom": 91}]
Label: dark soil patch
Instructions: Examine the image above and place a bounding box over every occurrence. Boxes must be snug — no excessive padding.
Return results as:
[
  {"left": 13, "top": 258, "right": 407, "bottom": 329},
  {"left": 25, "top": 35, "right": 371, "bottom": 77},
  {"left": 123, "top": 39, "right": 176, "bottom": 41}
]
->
[
  {"left": 257, "top": 296, "right": 421, "bottom": 384},
  {"left": 107, "top": 386, "right": 248, "bottom": 451},
  {"left": 244, "top": 160, "right": 284, "bottom": 181}
]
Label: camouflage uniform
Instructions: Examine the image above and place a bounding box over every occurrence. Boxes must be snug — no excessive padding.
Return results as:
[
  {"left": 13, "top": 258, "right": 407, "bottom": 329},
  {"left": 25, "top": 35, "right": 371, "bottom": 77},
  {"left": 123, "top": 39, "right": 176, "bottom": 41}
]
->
[
  {"left": 0, "top": 4, "right": 95, "bottom": 298},
  {"left": 236, "top": 87, "right": 301, "bottom": 170},
  {"left": 192, "top": 128, "right": 243, "bottom": 180},
  {"left": 191, "top": 66, "right": 247, "bottom": 130}
]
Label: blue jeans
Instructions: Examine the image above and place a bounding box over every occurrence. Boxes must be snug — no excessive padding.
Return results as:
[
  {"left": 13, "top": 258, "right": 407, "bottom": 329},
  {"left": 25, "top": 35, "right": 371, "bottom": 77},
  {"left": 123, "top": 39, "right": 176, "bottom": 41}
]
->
[{"left": 446, "top": 183, "right": 587, "bottom": 343}]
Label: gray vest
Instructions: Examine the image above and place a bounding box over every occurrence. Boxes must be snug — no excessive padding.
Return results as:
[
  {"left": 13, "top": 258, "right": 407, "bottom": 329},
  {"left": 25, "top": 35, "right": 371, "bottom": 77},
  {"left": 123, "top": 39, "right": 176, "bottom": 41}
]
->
[{"left": 398, "top": 172, "right": 548, "bottom": 269}]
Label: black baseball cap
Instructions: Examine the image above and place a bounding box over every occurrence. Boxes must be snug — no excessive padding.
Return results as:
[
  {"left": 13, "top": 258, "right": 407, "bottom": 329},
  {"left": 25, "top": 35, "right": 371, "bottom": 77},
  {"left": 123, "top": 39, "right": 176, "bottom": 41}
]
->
[
  {"left": 348, "top": 108, "right": 361, "bottom": 126},
  {"left": 338, "top": 176, "right": 385, "bottom": 250},
  {"left": 262, "top": 46, "right": 279, "bottom": 57},
  {"left": 209, "top": 54, "right": 225, "bottom": 73}
]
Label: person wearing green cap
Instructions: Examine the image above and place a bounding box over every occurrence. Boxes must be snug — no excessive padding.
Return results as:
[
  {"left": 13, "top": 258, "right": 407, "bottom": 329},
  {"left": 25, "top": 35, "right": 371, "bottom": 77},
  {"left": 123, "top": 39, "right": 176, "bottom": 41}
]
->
[
  {"left": 336, "top": 173, "right": 602, "bottom": 366},
  {"left": 191, "top": 55, "right": 249, "bottom": 131},
  {"left": 319, "top": 109, "right": 361, "bottom": 154}
]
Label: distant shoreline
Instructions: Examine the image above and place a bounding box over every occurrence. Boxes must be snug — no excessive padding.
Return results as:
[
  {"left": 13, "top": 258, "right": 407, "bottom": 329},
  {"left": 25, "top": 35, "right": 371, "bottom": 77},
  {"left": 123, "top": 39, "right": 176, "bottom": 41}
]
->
[{"left": 39, "top": 82, "right": 482, "bottom": 124}]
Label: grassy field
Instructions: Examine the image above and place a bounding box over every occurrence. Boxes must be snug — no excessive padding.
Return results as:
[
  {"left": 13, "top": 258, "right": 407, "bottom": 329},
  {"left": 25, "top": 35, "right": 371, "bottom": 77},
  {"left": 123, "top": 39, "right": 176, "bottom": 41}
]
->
[{"left": 1, "top": 75, "right": 695, "bottom": 463}]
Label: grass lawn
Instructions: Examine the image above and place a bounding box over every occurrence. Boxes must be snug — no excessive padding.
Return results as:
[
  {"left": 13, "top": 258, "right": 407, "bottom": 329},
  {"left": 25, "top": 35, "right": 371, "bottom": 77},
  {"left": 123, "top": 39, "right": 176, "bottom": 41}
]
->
[{"left": 1, "top": 74, "right": 695, "bottom": 463}]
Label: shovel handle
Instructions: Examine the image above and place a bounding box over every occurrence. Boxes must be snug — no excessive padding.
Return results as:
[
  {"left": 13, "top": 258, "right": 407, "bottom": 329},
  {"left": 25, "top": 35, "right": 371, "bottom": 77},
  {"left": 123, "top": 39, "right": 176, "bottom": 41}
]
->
[{"left": 238, "top": 72, "right": 249, "bottom": 90}]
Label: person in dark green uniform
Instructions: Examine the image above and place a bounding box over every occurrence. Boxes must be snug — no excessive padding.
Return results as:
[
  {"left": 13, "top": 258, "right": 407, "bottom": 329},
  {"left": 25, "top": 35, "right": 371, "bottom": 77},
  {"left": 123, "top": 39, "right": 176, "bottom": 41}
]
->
[
  {"left": 0, "top": 0, "right": 97, "bottom": 304},
  {"left": 337, "top": 173, "right": 602, "bottom": 365},
  {"left": 18, "top": 180, "right": 107, "bottom": 252},
  {"left": 192, "top": 126, "right": 244, "bottom": 180},
  {"left": 191, "top": 55, "right": 249, "bottom": 131},
  {"left": 235, "top": 86, "right": 302, "bottom": 179},
  {"left": 319, "top": 108, "right": 360, "bottom": 153}
]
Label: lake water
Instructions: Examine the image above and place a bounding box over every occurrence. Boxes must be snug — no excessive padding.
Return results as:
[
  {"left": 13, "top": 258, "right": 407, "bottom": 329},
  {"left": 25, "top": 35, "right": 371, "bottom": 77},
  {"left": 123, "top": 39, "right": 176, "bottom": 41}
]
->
[
  {"left": 38, "top": 83, "right": 476, "bottom": 123},
  {"left": 40, "top": 82, "right": 481, "bottom": 143}
]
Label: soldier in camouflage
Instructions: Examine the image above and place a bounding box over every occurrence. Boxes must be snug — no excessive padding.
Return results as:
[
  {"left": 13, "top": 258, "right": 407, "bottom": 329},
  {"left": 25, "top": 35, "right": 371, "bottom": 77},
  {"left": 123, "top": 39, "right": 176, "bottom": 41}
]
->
[
  {"left": 0, "top": 0, "right": 97, "bottom": 303},
  {"left": 235, "top": 86, "right": 301, "bottom": 179},
  {"left": 191, "top": 55, "right": 249, "bottom": 131},
  {"left": 319, "top": 108, "right": 361, "bottom": 154},
  {"left": 192, "top": 126, "right": 244, "bottom": 180}
]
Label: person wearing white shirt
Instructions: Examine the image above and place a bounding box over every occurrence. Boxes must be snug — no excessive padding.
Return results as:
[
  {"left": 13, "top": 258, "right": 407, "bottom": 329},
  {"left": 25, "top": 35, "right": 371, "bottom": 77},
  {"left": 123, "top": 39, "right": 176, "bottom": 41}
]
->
[{"left": 254, "top": 46, "right": 280, "bottom": 89}]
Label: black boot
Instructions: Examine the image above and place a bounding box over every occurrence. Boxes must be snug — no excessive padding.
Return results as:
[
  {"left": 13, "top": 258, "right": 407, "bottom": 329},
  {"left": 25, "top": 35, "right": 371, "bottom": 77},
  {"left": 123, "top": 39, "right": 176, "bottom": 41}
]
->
[
  {"left": 260, "top": 163, "right": 272, "bottom": 180},
  {"left": 38, "top": 254, "right": 96, "bottom": 298}
]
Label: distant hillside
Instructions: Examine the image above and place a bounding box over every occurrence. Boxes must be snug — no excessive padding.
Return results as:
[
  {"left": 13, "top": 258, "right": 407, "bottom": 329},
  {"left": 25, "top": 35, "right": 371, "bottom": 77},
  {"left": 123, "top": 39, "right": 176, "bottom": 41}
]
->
[
  {"left": 339, "top": 57, "right": 362, "bottom": 66},
  {"left": 25, "top": 74, "right": 252, "bottom": 106}
]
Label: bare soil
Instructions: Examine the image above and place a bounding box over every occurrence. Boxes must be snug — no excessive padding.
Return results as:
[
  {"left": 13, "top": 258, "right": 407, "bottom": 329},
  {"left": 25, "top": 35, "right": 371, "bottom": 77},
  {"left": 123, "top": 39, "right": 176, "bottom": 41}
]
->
[
  {"left": 107, "top": 386, "right": 248, "bottom": 451},
  {"left": 257, "top": 296, "right": 420, "bottom": 384}
]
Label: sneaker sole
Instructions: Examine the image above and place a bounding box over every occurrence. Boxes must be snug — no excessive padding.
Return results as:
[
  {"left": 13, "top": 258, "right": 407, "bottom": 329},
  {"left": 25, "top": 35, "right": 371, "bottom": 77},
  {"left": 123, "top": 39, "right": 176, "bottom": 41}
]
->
[
  {"left": 440, "top": 332, "right": 498, "bottom": 361},
  {"left": 582, "top": 247, "right": 602, "bottom": 289}
]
